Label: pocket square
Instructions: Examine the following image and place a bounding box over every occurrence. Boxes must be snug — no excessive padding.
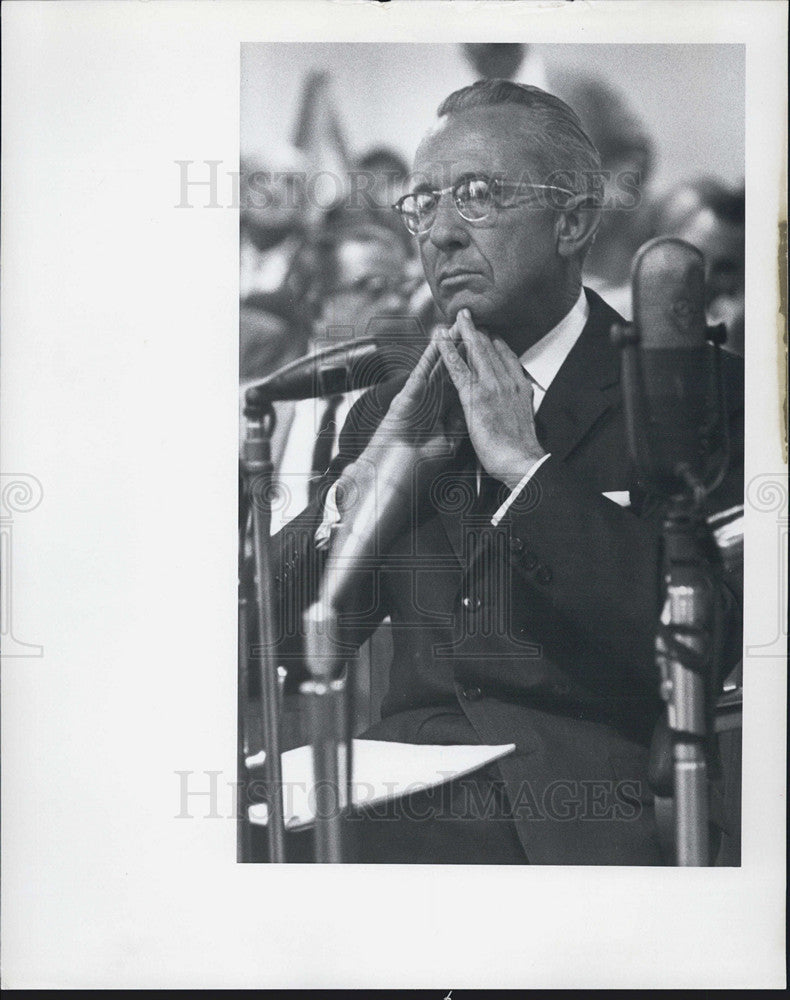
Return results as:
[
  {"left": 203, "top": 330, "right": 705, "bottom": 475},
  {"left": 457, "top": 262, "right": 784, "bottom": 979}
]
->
[{"left": 602, "top": 490, "right": 631, "bottom": 507}]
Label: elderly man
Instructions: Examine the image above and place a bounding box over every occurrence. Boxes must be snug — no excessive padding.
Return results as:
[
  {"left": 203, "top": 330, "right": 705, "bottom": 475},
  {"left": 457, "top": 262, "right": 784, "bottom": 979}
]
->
[
  {"left": 655, "top": 180, "right": 745, "bottom": 357},
  {"left": 271, "top": 82, "right": 744, "bottom": 865}
]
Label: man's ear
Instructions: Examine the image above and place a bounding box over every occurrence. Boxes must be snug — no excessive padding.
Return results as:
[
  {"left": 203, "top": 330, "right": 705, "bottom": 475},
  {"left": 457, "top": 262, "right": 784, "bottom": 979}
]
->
[{"left": 554, "top": 196, "right": 602, "bottom": 259}]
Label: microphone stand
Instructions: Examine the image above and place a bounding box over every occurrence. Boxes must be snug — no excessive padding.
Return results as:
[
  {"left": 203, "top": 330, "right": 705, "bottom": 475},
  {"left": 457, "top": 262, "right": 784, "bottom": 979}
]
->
[
  {"left": 300, "top": 443, "right": 419, "bottom": 863},
  {"left": 238, "top": 392, "right": 287, "bottom": 863},
  {"left": 614, "top": 319, "right": 728, "bottom": 866},
  {"left": 301, "top": 595, "right": 354, "bottom": 863},
  {"left": 655, "top": 490, "right": 722, "bottom": 866}
]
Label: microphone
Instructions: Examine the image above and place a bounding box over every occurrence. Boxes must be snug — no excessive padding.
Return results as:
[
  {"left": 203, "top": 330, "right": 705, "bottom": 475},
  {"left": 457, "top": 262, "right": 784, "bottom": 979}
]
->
[
  {"left": 243, "top": 337, "right": 403, "bottom": 407},
  {"left": 613, "top": 237, "right": 729, "bottom": 499},
  {"left": 302, "top": 343, "right": 459, "bottom": 679}
]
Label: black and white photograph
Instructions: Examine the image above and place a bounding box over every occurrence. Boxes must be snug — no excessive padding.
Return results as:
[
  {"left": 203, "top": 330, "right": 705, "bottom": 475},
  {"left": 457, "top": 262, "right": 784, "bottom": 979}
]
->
[
  {"left": 237, "top": 42, "right": 746, "bottom": 868},
  {"left": 1, "top": 0, "right": 786, "bottom": 990}
]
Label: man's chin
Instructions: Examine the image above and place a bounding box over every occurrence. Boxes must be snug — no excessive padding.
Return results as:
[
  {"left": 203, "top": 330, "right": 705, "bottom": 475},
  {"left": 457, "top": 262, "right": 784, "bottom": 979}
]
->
[
  {"left": 437, "top": 288, "right": 479, "bottom": 324},
  {"left": 443, "top": 298, "right": 494, "bottom": 331}
]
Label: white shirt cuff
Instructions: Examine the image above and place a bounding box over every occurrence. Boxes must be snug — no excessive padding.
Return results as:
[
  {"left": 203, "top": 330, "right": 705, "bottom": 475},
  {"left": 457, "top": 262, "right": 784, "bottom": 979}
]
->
[
  {"left": 490, "top": 453, "right": 552, "bottom": 527},
  {"left": 315, "top": 480, "right": 342, "bottom": 550}
]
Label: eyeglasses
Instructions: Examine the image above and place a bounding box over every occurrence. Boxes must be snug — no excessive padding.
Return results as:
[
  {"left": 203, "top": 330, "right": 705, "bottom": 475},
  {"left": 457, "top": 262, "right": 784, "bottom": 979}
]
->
[{"left": 392, "top": 176, "right": 576, "bottom": 236}]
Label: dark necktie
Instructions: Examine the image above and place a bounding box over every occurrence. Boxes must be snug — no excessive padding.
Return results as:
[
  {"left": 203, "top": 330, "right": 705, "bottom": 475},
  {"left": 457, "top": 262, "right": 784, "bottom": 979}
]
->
[
  {"left": 308, "top": 394, "right": 343, "bottom": 503},
  {"left": 451, "top": 437, "right": 502, "bottom": 519},
  {"left": 472, "top": 470, "right": 504, "bottom": 518}
]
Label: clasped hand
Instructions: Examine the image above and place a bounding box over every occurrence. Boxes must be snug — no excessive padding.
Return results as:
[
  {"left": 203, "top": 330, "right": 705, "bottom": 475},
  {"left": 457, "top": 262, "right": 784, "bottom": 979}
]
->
[
  {"left": 334, "top": 308, "right": 546, "bottom": 531},
  {"left": 437, "top": 308, "right": 546, "bottom": 490}
]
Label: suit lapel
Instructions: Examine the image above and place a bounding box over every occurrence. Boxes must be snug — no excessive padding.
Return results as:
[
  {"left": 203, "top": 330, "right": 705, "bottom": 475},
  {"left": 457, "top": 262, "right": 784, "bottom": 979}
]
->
[
  {"left": 534, "top": 289, "right": 622, "bottom": 460},
  {"left": 434, "top": 436, "right": 478, "bottom": 565},
  {"left": 434, "top": 289, "right": 625, "bottom": 564}
]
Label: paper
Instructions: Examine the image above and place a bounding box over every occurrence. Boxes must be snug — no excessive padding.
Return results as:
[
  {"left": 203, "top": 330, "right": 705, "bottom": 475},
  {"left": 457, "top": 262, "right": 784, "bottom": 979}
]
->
[
  {"left": 602, "top": 490, "right": 631, "bottom": 507},
  {"left": 247, "top": 740, "right": 516, "bottom": 829}
]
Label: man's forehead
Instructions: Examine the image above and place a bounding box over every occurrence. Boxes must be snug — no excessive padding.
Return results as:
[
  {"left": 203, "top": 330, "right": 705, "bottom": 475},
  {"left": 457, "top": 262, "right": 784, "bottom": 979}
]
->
[{"left": 410, "top": 104, "right": 538, "bottom": 184}]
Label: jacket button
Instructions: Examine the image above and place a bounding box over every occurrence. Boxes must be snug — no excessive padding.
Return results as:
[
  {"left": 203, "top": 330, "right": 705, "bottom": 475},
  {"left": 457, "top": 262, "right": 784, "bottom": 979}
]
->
[
  {"left": 535, "top": 564, "right": 553, "bottom": 584},
  {"left": 463, "top": 685, "right": 483, "bottom": 701},
  {"left": 522, "top": 551, "right": 539, "bottom": 571},
  {"left": 509, "top": 536, "right": 525, "bottom": 553},
  {"left": 462, "top": 595, "right": 482, "bottom": 610}
]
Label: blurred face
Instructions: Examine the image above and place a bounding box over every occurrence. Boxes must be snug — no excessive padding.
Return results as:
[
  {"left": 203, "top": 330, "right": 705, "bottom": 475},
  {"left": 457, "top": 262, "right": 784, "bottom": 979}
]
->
[
  {"left": 411, "top": 106, "right": 564, "bottom": 343},
  {"left": 676, "top": 208, "right": 745, "bottom": 355},
  {"left": 241, "top": 159, "right": 306, "bottom": 234},
  {"left": 313, "top": 235, "right": 412, "bottom": 343}
]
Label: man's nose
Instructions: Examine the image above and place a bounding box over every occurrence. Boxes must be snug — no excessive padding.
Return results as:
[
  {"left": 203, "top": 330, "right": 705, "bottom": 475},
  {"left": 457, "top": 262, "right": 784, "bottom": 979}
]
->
[{"left": 428, "top": 192, "right": 471, "bottom": 251}]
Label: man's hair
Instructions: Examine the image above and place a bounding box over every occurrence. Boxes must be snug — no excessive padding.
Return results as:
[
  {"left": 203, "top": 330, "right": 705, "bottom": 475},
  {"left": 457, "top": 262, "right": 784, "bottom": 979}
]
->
[{"left": 436, "top": 80, "right": 604, "bottom": 204}]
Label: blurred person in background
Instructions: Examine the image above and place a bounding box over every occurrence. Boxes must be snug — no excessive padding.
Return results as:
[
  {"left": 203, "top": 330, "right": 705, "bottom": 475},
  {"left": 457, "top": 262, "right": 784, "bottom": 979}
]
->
[
  {"left": 240, "top": 69, "right": 354, "bottom": 384},
  {"left": 654, "top": 179, "right": 745, "bottom": 357},
  {"left": 353, "top": 146, "right": 410, "bottom": 212},
  {"left": 556, "top": 75, "right": 656, "bottom": 319},
  {"left": 461, "top": 42, "right": 550, "bottom": 90},
  {"left": 239, "top": 144, "right": 314, "bottom": 382},
  {"left": 267, "top": 202, "right": 430, "bottom": 532}
]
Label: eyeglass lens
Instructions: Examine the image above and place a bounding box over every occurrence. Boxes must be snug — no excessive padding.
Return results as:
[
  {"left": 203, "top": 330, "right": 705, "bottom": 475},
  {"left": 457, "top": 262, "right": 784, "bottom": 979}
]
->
[{"left": 402, "top": 177, "right": 496, "bottom": 234}]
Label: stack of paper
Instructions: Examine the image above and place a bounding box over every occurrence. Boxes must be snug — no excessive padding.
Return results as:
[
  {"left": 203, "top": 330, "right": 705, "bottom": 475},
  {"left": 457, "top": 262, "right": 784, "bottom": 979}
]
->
[{"left": 247, "top": 740, "right": 516, "bottom": 830}]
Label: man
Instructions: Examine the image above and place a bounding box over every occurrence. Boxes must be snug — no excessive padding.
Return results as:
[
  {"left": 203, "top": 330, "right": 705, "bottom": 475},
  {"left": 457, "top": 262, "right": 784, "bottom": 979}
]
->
[
  {"left": 353, "top": 147, "right": 411, "bottom": 212},
  {"left": 239, "top": 145, "right": 314, "bottom": 383},
  {"left": 270, "top": 82, "right": 744, "bottom": 865},
  {"left": 261, "top": 206, "right": 423, "bottom": 532},
  {"left": 559, "top": 75, "right": 655, "bottom": 320},
  {"left": 655, "top": 180, "right": 745, "bottom": 357}
]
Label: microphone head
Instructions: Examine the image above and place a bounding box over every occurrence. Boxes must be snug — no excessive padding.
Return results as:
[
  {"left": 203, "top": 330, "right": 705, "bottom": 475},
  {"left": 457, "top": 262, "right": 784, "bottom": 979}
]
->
[
  {"left": 632, "top": 237, "right": 707, "bottom": 350},
  {"left": 627, "top": 237, "right": 728, "bottom": 497},
  {"left": 243, "top": 337, "right": 383, "bottom": 407}
]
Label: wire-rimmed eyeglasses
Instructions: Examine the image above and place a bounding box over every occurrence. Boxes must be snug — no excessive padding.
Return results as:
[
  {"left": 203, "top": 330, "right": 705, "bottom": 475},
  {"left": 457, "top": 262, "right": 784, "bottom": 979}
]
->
[{"left": 392, "top": 175, "right": 576, "bottom": 236}]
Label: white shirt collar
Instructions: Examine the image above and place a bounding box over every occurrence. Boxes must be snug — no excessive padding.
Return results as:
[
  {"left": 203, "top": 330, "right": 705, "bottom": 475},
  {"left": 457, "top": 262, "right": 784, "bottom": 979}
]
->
[{"left": 519, "top": 288, "right": 589, "bottom": 400}]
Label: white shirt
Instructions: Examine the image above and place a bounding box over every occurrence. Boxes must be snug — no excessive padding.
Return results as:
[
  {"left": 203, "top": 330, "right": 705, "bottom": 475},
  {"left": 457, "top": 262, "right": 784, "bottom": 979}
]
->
[
  {"left": 272, "top": 389, "right": 362, "bottom": 533},
  {"left": 316, "top": 289, "right": 590, "bottom": 546}
]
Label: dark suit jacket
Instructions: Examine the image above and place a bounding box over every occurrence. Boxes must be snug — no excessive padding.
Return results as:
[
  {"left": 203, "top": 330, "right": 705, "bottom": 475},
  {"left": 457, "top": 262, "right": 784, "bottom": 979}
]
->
[{"left": 271, "top": 288, "right": 744, "bottom": 865}]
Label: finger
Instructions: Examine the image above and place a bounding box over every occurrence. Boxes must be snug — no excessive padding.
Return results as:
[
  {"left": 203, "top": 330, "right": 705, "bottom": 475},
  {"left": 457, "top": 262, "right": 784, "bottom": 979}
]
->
[
  {"left": 519, "top": 374, "right": 538, "bottom": 424},
  {"left": 445, "top": 320, "right": 468, "bottom": 368},
  {"left": 427, "top": 326, "right": 453, "bottom": 382},
  {"left": 396, "top": 336, "right": 441, "bottom": 405},
  {"left": 455, "top": 308, "right": 505, "bottom": 378},
  {"left": 491, "top": 336, "right": 525, "bottom": 377},
  {"left": 437, "top": 329, "right": 472, "bottom": 396},
  {"left": 445, "top": 320, "right": 463, "bottom": 347},
  {"left": 444, "top": 397, "right": 467, "bottom": 439},
  {"left": 411, "top": 335, "right": 442, "bottom": 381}
]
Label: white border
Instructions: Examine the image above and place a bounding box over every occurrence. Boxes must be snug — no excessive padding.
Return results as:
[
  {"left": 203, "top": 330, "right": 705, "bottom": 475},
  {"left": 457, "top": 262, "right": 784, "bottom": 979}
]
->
[{"left": 1, "top": 0, "right": 786, "bottom": 989}]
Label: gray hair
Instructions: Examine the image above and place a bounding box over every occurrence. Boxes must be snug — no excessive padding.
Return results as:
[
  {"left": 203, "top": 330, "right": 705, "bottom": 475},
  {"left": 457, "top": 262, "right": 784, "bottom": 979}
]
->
[{"left": 437, "top": 80, "right": 604, "bottom": 204}]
